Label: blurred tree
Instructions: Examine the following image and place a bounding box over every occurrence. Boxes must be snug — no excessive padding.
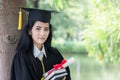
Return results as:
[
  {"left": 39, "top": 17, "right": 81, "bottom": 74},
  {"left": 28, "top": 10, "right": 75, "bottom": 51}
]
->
[
  {"left": 0, "top": 0, "right": 25, "bottom": 80},
  {"left": 33, "top": 0, "right": 39, "bottom": 8},
  {"left": 26, "top": 0, "right": 39, "bottom": 8},
  {"left": 82, "top": 0, "right": 120, "bottom": 63}
]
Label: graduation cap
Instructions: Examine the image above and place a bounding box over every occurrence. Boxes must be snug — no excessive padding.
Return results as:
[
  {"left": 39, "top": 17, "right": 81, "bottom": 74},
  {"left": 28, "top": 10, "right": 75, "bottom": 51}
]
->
[{"left": 18, "top": 8, "right": 57, "bottom": 30}]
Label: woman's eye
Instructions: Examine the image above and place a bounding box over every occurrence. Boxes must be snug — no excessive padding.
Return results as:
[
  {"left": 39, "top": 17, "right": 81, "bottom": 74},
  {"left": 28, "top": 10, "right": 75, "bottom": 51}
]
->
[
  {"left": 36, "top": 28, "right": 41, "bottom": 30},
  {"left": 44, "top": 28, "right": 49, "bottom": 31}
]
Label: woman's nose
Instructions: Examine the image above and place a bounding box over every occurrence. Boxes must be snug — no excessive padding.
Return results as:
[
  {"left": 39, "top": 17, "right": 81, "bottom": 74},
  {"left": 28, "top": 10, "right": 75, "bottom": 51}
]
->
[{"left": 40, "top": 30, "right": 45, "bottom": 36}]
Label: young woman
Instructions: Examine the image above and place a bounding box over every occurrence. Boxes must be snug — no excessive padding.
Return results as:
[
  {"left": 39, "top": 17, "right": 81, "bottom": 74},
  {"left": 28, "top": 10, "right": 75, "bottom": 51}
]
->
[{"left": 10, "top": 8, "right": 71, "bottom": 80}]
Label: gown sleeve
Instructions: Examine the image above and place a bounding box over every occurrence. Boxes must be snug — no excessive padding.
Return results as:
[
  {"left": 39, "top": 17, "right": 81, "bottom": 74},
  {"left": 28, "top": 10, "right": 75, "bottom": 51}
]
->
[
  {"left": 10, "top": 53, "right": 32, "bottom": 80},
  {"left": 55, "top": 49, "right": 71, "bottom": 80}
]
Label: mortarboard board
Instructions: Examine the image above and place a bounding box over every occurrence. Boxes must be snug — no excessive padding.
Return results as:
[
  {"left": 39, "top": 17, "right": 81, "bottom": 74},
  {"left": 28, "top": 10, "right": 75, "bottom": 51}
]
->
[{"left": 18, "top": 8, "right": 57, "bottom": 30}]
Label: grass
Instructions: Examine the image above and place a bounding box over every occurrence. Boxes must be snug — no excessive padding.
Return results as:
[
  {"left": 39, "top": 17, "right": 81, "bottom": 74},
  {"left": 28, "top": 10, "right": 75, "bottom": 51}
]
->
[{"left": 63, "top": 53, "right": 120, "bottom": 80}]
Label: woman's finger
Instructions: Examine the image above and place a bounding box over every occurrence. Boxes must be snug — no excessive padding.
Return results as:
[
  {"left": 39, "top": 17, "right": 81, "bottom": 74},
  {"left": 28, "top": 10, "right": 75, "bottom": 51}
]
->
[{"left": 62, "top": 77, "right": 66, "bottom": 80}]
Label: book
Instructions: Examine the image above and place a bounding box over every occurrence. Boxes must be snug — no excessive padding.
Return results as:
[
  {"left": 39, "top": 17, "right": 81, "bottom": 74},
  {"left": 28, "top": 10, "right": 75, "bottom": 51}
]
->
[
  {"left": 45, "top": 69, "right": 68, "bottom": 80},
  {"left": 44, "top": 57, "right": 75, "bottom": 80}
]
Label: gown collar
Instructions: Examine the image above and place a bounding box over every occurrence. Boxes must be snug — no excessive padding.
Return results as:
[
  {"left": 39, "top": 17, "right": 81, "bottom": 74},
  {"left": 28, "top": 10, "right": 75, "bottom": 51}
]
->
[{"left": 33, "top": 45, "right": 47, "bottom": 59}]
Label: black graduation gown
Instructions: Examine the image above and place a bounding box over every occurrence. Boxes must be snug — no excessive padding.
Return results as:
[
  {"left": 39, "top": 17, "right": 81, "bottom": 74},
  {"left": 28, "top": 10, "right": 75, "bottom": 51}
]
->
[{"left": 10, "top": 48, "right": 71, "bottom": 80}]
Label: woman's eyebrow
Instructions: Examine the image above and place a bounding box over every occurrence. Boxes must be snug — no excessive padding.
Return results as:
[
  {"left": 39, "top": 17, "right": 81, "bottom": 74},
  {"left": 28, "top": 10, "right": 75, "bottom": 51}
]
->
[
  {"left": 36, "top": 26, "right": 41, "bottom": 28},
  {"left": 36, "top": 26, "right": 49, "bottom": 28}
]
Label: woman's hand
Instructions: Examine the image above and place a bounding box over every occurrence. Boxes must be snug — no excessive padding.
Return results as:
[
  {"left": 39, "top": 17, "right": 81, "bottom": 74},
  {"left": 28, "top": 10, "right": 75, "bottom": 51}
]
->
[
  {"left": 62, "top": 77, "right": 66, "bottom": 80},
  {"left": 44, "top": 69, "right": 67, "bottom": 80}
]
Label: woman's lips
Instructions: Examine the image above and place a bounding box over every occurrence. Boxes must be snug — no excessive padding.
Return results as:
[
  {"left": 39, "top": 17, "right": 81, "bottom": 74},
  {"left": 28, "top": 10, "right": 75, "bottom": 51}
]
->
[{"left": 39, "top": 38, "right": 45, "bottom": 40}]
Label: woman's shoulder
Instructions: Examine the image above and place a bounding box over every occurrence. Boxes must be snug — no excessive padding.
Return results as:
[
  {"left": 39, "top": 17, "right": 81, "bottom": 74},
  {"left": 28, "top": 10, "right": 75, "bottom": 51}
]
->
[
  {"left": 47, "top": 47, "right": 63, "bottom": 58},
  {"left": 48, "top": 47, "right": 60, "bottom": 54},
  {"left": 50, "top": 47, "right": 58, "bottom": 51},
  {"left": 12, "top": 52, "right": 25, "bottom": 63}
]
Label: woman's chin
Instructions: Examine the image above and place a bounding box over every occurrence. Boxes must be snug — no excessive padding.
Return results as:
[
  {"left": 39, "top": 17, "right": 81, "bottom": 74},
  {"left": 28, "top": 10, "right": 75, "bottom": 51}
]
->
[{"left": 37, "top": 41, "right": 45, "bottom": 45}]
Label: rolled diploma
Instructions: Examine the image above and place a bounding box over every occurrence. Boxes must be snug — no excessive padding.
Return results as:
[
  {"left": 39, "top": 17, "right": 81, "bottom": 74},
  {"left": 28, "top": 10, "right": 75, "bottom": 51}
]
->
[
  {"left": 44, "top": 57, "right": 75, "bottom": 77},
  {"left": 62, "top": 57, "right": 75, "bottom": 68}
]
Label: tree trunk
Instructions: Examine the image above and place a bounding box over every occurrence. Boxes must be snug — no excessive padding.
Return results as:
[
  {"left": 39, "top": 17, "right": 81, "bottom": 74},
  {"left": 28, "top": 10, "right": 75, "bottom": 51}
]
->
[
  {"left": 33, "top": 0, "right": 39, "bottom": 8},
  {"left": 0, "top": 0, "right": 25, "bottom": 80}
]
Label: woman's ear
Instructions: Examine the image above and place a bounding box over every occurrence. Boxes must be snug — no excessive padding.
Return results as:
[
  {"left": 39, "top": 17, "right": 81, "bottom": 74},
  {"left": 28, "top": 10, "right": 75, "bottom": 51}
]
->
[{"left": 29, "top": 30, "right": 32, "bottom": 35}]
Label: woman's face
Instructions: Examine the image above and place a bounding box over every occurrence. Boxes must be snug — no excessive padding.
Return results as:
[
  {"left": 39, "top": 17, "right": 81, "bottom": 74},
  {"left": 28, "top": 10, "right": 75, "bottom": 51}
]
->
[{"left": 29, "top": 21, "right": 50, "bottom": 48}]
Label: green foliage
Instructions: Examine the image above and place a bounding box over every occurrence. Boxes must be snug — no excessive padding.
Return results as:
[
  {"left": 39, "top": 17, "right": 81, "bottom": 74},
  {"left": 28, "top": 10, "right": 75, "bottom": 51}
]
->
[
  {"left": 82, "top": 0, "right": 120, "bottom": 63},
  {"left": 50, "top": 0, "right": 68, "bottom": 11},
  {"left": 52, "top": 38, "right": 87, "bottom": 54},
  {"left": 26, "top": 0, "right": 68, "bottom": 11}
]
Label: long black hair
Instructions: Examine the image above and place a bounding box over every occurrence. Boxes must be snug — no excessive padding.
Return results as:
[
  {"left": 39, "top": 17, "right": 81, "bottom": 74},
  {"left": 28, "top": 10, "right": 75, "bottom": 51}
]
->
[
  {"left": 16, "top": 21, "right": 53, "bottom": 55},
  {"left": 15, "top": 21, "right": 53, "bottom": 76}
]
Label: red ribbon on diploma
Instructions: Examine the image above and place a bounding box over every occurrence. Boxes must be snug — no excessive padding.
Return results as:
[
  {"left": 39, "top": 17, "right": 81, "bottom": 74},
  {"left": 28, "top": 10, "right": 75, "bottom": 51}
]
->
[
  {"left": 53, "top": 59, "right": 67, "bottom": 70},
  {"left": 47, "top": 59, "right": 67, "bottom": 75}
]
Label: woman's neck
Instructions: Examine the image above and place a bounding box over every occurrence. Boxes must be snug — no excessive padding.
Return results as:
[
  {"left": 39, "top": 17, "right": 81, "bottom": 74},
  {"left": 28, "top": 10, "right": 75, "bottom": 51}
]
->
[{"left": 34, "top": 43, "right": 43, "bottom": 50}]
